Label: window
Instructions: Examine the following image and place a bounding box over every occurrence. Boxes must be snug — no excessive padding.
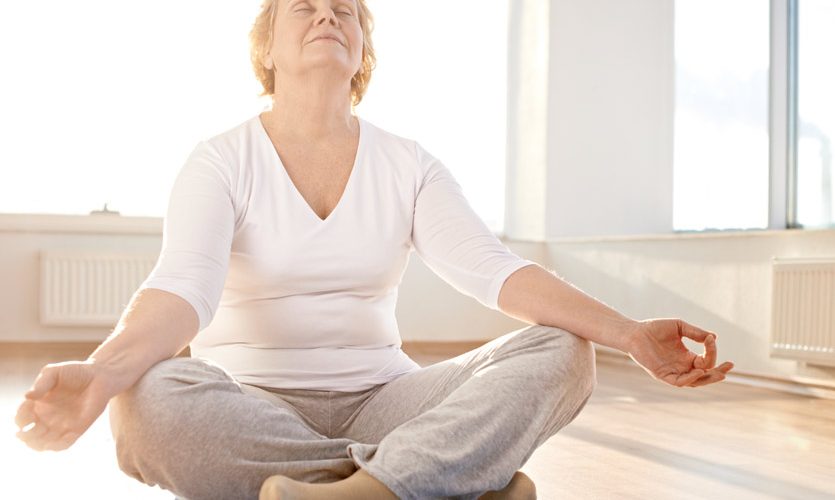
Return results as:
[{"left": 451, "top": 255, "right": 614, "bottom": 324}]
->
[
  {"left": 0, "top": 1, "right": 266, "bottom": 218},
  {"left": 0, "top": 1, "right": 510, "bottom": 234},
  {"left": 674, "top": 0, "right": 834, "bottom": 232},
  {"left": 796, "top": 0, "right": 835, "bottom": 228},
  {"left": 673, "top": 0, "right": 770, "bottom": 231}
]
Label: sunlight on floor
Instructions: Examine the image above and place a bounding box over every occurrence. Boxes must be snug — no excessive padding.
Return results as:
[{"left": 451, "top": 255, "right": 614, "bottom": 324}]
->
[{"left": 1, "top": 393, "right": 171, "bottom": 499}]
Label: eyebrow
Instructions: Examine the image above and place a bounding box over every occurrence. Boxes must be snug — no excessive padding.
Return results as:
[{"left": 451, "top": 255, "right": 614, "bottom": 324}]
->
[{"left": 285, "top": 0, "right": 356, "bottom": 10}]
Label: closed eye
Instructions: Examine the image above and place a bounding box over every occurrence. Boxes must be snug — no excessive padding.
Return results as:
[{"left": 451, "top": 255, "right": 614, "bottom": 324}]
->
[{"left": 294, "top": 8, "right": 351, "bottom": 16}]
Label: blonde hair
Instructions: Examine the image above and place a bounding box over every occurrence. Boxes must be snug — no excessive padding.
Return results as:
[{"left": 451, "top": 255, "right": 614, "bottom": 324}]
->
[{"left": 249, "top": 0, "right": 376, "bottom": 107}]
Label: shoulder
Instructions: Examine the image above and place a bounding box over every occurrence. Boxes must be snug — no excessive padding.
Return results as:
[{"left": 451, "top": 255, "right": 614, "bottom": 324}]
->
[
  {"left": 360, "top": 116, "right": 411, "bottom": 149},
  {"left": 200, "top": 114, "right": 262, "bottom": 159},
  {"left": 189, "top": 114, "right": 269, "bottom": 181},
  {"left": 173, "top": 115, "right": 262, "bottom": 201},
  {"left": 358, "top": 116, "right": 437, "bottom": 174}
]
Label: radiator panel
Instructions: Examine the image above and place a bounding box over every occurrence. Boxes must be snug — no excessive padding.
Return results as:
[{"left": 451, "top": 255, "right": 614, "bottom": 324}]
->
[
  {"left": 770, "top": 258, "right": 835, "bottom": 367},
  {"left": 39, "top": 251, "right": 158, "bottom": 326}
]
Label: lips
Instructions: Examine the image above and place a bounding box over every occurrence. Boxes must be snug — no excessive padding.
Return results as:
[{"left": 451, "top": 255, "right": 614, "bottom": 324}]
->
[{"left": 310, "top": 34, "right": 343, "bottom": 46}]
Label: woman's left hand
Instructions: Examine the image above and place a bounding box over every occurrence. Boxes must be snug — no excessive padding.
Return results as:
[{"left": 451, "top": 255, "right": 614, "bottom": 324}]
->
[{"left": 624, "top": 318, "right": 735, "bottom": 388}]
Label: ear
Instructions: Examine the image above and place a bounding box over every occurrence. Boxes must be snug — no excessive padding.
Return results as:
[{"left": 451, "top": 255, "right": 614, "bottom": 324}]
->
[{"left": 262, "top": 52, "right": 274, "bottom": 71}]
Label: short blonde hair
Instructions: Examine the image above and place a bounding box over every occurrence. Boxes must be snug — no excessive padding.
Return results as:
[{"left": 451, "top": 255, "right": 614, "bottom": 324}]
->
[{"left": 249, "top": 0, "right": 376, "bottom": 107}]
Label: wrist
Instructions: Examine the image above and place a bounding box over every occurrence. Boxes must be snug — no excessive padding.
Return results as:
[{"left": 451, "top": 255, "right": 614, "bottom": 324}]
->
[
  {"left": 87, "top": 354, "right": 141, "bottom": 399},
  {"left": 618, "top": 318, "right": 644, "bottom": 354}
]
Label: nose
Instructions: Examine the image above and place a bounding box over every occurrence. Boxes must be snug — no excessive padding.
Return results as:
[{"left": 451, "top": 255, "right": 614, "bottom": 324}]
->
[{"left": 315, "top": 8, "right": 339, "bottom": 27}]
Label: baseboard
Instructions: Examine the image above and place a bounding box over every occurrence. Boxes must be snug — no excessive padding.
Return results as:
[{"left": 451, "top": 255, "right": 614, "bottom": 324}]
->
[
  {"left": 0, "top": 342, "right": 189, "bottom": 359},
  {"left": 594, "top": 347, "right": 835, "bottom": 401}
]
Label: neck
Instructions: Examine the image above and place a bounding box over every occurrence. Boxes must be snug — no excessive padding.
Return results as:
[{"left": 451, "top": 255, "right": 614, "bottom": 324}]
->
[{"left": 263, "top": 75, "right": 356, "bottom": 142}]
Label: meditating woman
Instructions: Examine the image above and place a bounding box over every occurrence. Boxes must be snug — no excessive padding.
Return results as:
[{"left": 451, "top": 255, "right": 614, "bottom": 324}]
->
[{"left": 15, "top": 1, "right": 734, "bottom": 498}]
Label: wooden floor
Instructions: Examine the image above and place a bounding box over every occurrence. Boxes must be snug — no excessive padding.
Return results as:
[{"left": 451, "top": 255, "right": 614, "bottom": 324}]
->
[{"left": 1, "top": 343, "right": 833, "bottom": 499}]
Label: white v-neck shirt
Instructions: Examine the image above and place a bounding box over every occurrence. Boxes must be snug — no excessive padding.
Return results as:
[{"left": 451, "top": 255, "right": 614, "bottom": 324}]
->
[{"left": 138, "top": 113, "right": 537, "bottom": 392}]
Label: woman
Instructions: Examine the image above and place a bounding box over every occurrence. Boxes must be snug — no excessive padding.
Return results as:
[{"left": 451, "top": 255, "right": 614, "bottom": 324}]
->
[{"left": 15, "top": 0, "right": 734, "bottom": 499}]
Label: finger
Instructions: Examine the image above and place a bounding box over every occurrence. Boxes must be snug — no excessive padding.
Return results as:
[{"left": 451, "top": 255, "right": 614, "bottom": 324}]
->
[
  {"left": 689, "top": 372, "right": 726, "bottom": 387},
  {"left": 26, "top": 366, "right": 58, "bottom": 399},
  {"left": 689, "top": 364, "right": 733, "bottom": 387},
  {"left": 679, "top": 321, "right": 718, "bottom": 344},
  {"left": 671, "top": 368, "right": 705, "bottom": 387},
  {"left": 694, "top": 353, "right": 705, "bottom": 370},
  {"left": 703, "top": 335, "right": 717, "bottom": 369},
  {"left": 20, "top": 424, "right": 67, "bottom": 452},
  {"left": 43, "top": 430, "right": 81, "bottom": 452},
  {"left": 16, "top": 419, "right": 50, "bottom": 447},
  {"left": 717, "top": 361, "right": 735, "bottom": 373},
  {"left": 15, "top": 399, "right": 37, "bottom": 429}
]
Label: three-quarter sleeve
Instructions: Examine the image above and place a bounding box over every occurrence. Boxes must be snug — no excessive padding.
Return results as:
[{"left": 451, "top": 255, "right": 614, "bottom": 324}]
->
[
  {"left": 137, "top": 141, "right": 235, "bottom": 331},
  {"left": 411, "top": 141, "right": 538, "bottom": 310}
]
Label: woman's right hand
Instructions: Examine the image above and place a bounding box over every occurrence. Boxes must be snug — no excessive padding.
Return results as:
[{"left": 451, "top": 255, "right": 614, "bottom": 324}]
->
[{"left": 14, "top": 360, "right": 116, "bottom": 452}]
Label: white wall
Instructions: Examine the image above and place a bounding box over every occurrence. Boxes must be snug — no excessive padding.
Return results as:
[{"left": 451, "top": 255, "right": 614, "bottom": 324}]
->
[
  {"left": 544, "top": 230, "right": 835, "bottom": 385},
  {"left": 506, "top": 0, "right": 674, "bottom": 240},
  {"left": 547, "top": 0, "right": 674, "bottom": 238},
  {"left": 503, "top": 0, "right": 835, "bottom": 389},
  {"left": 0, "top": 216, "right": 164, "bottom": 343}
]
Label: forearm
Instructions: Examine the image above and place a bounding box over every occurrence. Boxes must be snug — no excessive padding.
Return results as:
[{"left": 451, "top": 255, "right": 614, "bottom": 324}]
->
[
  {"left": 497, "top": 264, "right": 638, "bottom": 353},
  {"left": 86, "top": 288, "right": 199, "bottom": 397}
]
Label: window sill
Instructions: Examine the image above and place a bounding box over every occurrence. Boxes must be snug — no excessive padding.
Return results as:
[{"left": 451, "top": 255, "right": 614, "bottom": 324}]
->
[
  {"left": 510, "top": 227, "right": 834, "bottom": 244},
  {"left": 0, "top": 213, "right": 162, "bottom": 235},
  {"left": 1, "top": 213, "right": 832, "bottom": 242},
  {"left": 0, "top": 213, "right": 514, "bottom": 240}
]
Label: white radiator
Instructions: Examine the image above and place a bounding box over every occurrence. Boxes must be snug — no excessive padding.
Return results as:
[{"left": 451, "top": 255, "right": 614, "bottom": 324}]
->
[
  {"left": 770, "top": 257, "right": 835, "bottom": 367},
  {"left": 39, "top": 250, "right": 158, "bottom": 326}
]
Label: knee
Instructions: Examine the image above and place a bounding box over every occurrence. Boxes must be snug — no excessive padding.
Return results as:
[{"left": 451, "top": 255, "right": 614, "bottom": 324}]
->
[
  {"left": 110, "top": 357, "right": 200, "bottom": 427},
  {"left": 516, "top": 324, "right": 597, "bottom": 398},
  {"left": 108, "top": 357, "right": 220, "bottom": 478}
]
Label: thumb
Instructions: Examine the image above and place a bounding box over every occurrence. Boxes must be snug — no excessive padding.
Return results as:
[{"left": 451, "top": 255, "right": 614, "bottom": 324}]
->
[
  {"left": 679, "top": 320, "right": 716, "bottom": 344},
  {"left": 25, "top": 365, "right": 59, "bottom": 399}
]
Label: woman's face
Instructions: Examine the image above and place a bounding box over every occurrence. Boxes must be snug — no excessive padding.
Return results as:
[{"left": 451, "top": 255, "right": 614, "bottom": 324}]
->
[{"left": 267, "top": 0, "right": 363, "bottom": 89}]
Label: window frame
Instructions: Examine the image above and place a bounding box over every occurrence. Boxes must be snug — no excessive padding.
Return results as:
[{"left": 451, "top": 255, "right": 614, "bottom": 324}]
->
[{"left": 774, "top": 0, "right": 833, "bottom": 230}]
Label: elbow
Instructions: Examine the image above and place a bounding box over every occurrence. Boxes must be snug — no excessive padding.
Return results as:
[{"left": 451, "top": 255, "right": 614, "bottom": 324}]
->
[{"left": 497, "top": 263, "right": 542, "bottom": 323}]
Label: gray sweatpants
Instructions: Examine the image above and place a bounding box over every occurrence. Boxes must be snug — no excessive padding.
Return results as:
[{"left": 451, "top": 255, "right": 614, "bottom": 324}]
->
[{"left": 108, "top": 323, "right": 597, "bottom": 500}]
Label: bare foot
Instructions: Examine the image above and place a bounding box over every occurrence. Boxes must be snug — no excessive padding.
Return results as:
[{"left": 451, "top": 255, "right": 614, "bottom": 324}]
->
[
  {"left": 259, "top": 468, "right": 398, "bottom": 500},
  {"left": 478, "top": 471, "right": 537, "bottom": 500}
]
